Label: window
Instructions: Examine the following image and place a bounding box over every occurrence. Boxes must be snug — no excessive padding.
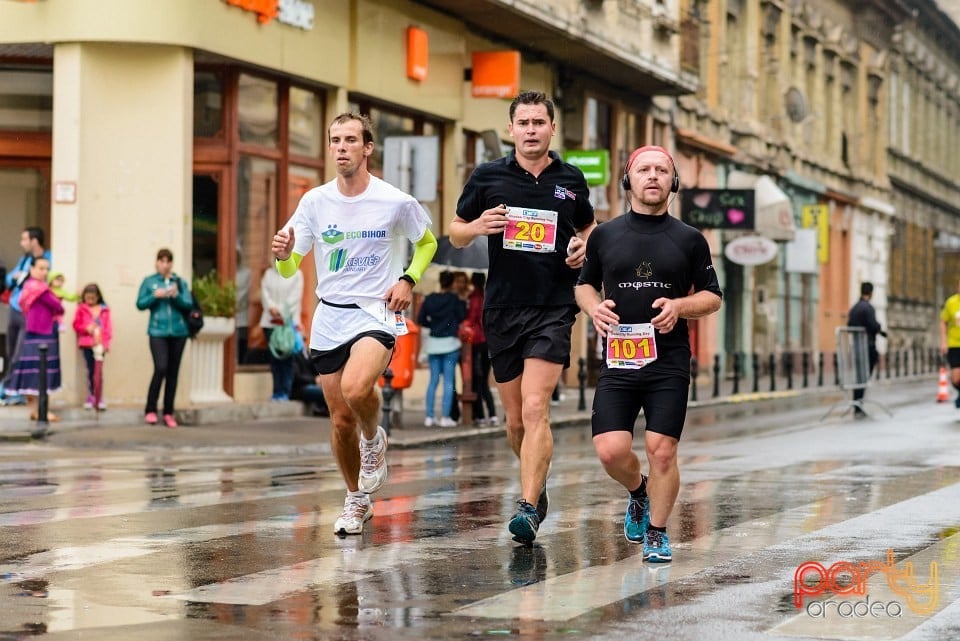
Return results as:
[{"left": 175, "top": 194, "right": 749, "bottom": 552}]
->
[
  {"left": 0, "top": 69, "right": 53, "bottom": 131},
  {"left": 238, "top": 73, "right": 278, "bottom": 147},
  {"left": 237, "top": 156, "right": 278, "bottom": 365},
  {"left": 193, "top": 71, "right": 224, "bottom": 138},
  {"left": 289, "top": 86, "right": 322, "bottom": 157},
  {"left": 349, "top": 97, "right": 445, "bottom": 224},
  {"left": 192, "top": 66, "right": 325, "bottom": 368}
]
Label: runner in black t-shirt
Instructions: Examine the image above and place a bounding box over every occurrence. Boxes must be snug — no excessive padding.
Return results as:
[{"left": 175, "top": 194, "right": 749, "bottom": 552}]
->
[
  {"left": 450, "top": 90, "right": 596, "bottom": 545},
  {"left": 575, "top": 146, "right": 722, "bottom": 563}
]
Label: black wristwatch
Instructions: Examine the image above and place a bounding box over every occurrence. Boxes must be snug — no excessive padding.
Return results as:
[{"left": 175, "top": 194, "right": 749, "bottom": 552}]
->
[{"left": 399, "top": 274, "right": 416, "bottom": 286}]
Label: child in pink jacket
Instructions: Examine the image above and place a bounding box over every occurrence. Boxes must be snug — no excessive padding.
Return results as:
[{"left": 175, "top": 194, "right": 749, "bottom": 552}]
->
[{"left": 72, "top": 283, "right": 112, "bottom": 410}]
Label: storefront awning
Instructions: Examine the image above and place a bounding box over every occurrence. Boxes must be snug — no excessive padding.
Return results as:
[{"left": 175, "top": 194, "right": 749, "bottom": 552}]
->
[{"left": 727, "top": 171, "right": 796, "bottom": 241}]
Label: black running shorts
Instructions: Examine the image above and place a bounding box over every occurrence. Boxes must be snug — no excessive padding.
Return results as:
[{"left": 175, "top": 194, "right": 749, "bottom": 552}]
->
[
  {"left": 483, "top": 305, "right": 578, "bottom": 383},
  {"left": 310, "top": 331, "right": 396, "bottom": 376},
  {"left": 948, "top": 348, "right": 960, "bottom": 369},
  {"left": 591, "top": 372, "right": 690, "bottom": 440}
]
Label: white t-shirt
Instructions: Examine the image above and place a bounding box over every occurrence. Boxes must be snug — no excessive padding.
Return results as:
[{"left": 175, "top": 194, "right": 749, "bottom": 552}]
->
[{"left": 284, "top": 175, "right": 431, "bottom": 349}]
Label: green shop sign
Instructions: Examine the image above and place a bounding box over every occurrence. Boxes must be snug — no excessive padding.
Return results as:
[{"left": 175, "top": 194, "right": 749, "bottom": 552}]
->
[{"left": 562, "top": 150, "right": 609, "bottom": 186}]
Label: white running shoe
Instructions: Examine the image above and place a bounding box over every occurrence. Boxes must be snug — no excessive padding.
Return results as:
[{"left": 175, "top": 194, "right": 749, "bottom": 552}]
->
[
  {"left": 358, "top": 426, "right": 388, "bottom": 494},
  {"left": 424, "top": 417, "right": 435, "bottom": 427},
  {"left": 334, "top": 493, "right": 373, "bottom": 535},
  {"left": 438, "top": 416, "right": 457, "bottom": 428}
]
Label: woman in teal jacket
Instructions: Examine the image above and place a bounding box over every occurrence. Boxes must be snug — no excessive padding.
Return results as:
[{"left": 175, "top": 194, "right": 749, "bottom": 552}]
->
[{"left": 136, "top": 248, "right": 193, "bottom": 428}]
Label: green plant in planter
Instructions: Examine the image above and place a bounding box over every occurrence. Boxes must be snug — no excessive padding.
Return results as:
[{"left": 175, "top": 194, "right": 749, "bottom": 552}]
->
[{"left": 191, "top": 270, "right": 237, "bottom": 318}]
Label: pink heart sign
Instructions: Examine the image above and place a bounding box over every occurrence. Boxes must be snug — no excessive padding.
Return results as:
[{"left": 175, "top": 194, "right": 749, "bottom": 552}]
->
[{"left": 727, "top": 208, "right": 745, "bottom": 225}]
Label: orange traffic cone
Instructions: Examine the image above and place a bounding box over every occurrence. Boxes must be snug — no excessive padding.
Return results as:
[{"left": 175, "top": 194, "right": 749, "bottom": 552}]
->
[{"left": 936, "top": 367, "right": 951, "bottom": 403}]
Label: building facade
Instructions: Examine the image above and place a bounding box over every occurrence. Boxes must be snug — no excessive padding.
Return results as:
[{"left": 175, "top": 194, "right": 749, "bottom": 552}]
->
[
  {"left": 1, "top": 0, "right": 958, "bottom": 408},
  {"left": 0, "top": 0, "right": 697, "bottom": 405}
]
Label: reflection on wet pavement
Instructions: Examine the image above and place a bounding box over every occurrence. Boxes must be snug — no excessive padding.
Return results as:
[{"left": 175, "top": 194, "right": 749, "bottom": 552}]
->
[{"left": 0, "top": 395, "right": 959, "bottom": 640}]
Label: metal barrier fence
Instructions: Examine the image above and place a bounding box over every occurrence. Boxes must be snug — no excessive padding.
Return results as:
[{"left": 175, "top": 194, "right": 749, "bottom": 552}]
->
[{"left": 688, "top": 345, "right": 939, "bottom": 402}]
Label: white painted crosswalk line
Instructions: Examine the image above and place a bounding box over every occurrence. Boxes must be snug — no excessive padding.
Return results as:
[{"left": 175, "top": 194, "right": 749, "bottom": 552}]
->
[{"left": 453, "top": 481, "right": 960, "bottom": 623}]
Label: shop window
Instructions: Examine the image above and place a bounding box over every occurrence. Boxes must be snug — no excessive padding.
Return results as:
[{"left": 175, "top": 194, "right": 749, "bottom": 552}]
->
[
  {"left": 289, "top": 86, "right": 322, "bottom": 157},
  {"left": 238, "top": 73, "right": 278, "bottom": 148},
  {"left": 237, "top": 155, "right": 278, "bottom": 365},
  {"left": 193, "top": 71, "right": 224, "bottom": 138},
  {"left": 349, "top": 97, "right": 445, "bottom": 223},
  {"left": 0, "top": 69, "right": 52, "bottom": 131}
]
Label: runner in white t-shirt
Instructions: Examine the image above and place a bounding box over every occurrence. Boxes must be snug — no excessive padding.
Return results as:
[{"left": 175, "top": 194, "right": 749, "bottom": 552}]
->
[{"left": 271, "top": 113, "right": 437, "bottom": 536}]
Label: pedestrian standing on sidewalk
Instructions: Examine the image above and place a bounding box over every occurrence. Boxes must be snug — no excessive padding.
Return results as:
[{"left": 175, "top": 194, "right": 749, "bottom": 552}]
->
[
  {"left": 271, "top": 112, "right": 437, "bottom": 536},
  {"left": 575, "top": 146, "right": 722, "bottom": 563},
  {"left": 847, "top": 281, "right": 886, "bottom": 417},
  {"left": 6, "top": 256, "right": 63, "bottom": 422},
  {"left": 1, "top": 226, "right": 51, "bottom": 405},
  {"left": 417, "top": 270, "right": 466, "bottom": 428},
  {"left": 467, "top": 271, "right": 497, "bottom": 425},
  {"left": 450, "top": 90, "right": 596, "bottom": 544},
  {"left": 259, "top": 262, "right": 304, "bottom": 401},
  {"left": 939, "top": 278, "right": 960, "bottom": 407},
  {"left": 72, "top": 283, "right": 112, "bottom": 410},
  {"left": 135, "top": 248, "right": 193, "bottom": 429}
]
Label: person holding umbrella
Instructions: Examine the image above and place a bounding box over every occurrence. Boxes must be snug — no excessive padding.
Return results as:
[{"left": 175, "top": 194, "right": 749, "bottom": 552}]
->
[{"left": 73, "top": 283, "right": 112, "bottom": 411}]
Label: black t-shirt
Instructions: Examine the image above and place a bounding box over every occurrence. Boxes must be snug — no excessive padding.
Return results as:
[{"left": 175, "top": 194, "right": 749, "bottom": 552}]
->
[
  {"left": 457, "top": 151, "right": 595, "bottom": 309},
  {"left": 578, "top": 211, "right": 722, "bottom": 376}
]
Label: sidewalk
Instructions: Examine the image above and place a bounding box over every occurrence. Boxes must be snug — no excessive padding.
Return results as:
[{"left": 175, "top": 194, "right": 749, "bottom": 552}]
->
[{"left": 0, "top": 373, "right": 937, "bottom": 450}]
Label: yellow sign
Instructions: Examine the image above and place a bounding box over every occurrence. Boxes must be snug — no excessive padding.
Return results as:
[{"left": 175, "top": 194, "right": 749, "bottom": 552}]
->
[{"left": 802, "top": 204, "right": 829, "bottom": 263}]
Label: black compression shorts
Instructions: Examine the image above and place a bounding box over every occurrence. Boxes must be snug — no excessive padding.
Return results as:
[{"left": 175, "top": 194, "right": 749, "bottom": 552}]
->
[{"left": 591, "top": 372, "right": 689, "bottom": 440}]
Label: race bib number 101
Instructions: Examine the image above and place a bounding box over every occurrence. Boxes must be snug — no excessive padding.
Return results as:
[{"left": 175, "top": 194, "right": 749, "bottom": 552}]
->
[
  {"left": 503, "top": 207, "right": 559, "bottom": 253},
  {"left": 606, "top": 323, "right": 658, "bottom": 369}
]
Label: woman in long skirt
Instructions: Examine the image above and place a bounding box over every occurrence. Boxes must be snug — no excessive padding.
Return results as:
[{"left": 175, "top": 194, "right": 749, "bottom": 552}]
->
[{"left": 7, "top": 257, "right": 63, "bottom": 421}]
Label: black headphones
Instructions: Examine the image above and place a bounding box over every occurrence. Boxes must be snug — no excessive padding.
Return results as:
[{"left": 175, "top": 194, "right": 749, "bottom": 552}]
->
[{"left": 621, "top": 148, "right": 680, "bottom": 193}]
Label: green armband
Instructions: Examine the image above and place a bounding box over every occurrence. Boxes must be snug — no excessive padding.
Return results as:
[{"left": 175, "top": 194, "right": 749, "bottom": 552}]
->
[
  {"left": 275, "top": 252, "right": 303, "bottom": 278},
  {"left": 404, "top": 228, "right": 438, "bottom": 284}
]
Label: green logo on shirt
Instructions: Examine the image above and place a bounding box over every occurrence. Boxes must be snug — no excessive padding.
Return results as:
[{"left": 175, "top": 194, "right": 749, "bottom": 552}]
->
[
  {"left": 329, "top": 248, "right": 348, "bottom": 272},
  {"left": 322, "top": 225, "right": 345, "bottom": 244}
]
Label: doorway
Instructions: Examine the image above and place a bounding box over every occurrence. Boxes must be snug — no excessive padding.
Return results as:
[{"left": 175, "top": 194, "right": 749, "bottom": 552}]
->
[{"left": 0, "top": 164, "right": 49, "bottom": 375}]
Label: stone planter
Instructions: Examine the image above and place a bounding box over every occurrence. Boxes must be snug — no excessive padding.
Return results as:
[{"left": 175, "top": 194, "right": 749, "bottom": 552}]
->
[{"left": 190, "top": 316, "right": 235, "bottom": 404}]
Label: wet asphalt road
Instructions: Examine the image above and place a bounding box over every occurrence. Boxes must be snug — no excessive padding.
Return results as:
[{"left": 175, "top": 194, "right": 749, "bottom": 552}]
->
[{"left": 1, "top": 389, "right": 959, "bottom": 641}]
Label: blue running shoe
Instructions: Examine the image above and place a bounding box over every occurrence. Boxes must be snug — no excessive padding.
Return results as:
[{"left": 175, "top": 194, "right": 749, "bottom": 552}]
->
[
  {"left": 954, "top": 395, "right": 960, "bottom": 409},
  {"left": 643, "top": 529, "right": 672, "bottom": 563},
  {"left": 509, "top": 500, "right": 540, "bottom": 545},
  {"left": 624, "top": 494, "right": 649, "bottom": 543}
]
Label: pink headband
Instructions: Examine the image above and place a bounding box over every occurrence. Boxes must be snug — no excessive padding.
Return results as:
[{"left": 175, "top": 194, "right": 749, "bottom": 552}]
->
[{"left": 625, "top": 145, "right": 675, "bottom": 172}]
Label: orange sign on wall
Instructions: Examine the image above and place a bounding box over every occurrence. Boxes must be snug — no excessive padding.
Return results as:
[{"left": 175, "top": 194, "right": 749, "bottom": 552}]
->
[
  {"left": 406, "top": 26, "right": 429, "bottom": 82},
  {"left": 225, "top": 0, "right": 278, "bottom": 25},
  {"left": 471, "top": 51, "right": 520, "bottom": 98}
]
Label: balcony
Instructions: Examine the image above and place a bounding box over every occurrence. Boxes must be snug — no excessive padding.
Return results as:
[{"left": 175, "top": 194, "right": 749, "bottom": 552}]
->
[{"left": 415, "top": 0, "right": 698, "bottom": 95}]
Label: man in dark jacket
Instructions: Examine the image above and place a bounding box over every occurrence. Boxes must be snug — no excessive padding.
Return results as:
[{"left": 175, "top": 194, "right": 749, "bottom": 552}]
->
[{"left": 847, "top": 282, "right": 886, "bottom": 417}]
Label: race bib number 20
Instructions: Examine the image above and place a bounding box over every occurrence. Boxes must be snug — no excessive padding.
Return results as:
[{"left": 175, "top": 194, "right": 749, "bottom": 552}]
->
[
  {"left": 606, "top": 323, "right": 658, "bottom": 369},
  {"left": 503, "top": 206, "right": 558, "bottom": 253}
]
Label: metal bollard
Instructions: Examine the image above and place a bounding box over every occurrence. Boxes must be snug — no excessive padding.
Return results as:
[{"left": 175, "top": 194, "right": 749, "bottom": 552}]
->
[
  {"left": 380, "top": 367, "right": 394, "bottom": 437},
  {"left": 784, "top": 352, "right": 794, "bottom": 390},
  {"left": 690, "top": 357, "right": 698, "bottom": 402},
  {"left": 769, "top": 353, "right": 776, "bottom": 391},
  {"left": 37, "top": 343, "right": 49, "bottom": 424},
  {"left": 894, "top": 350, "right": 900, "bottom": 377},
  {"left": 712, "top": 353, "right": 721, "bottom": 398},
  {"left": 732, "top": 352, "right": 741, "bottom": 395},
  {"left": 802, "top": 352, "right": 809, "bottom": 388},
  {"left": 833, "top": 352, "right": 839, "bottom": 386},
  {"left": 885, "top": 352, "right": 891, "bottom": 379},
  {"left": 818, "top": 352, "right": 824, "bottom": 387},
  {"left": 752, "top": 352, "right": 759, "bottom": 393},
  {"left": 577, "top": 357, "right": 587, "bottom": 411}
]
